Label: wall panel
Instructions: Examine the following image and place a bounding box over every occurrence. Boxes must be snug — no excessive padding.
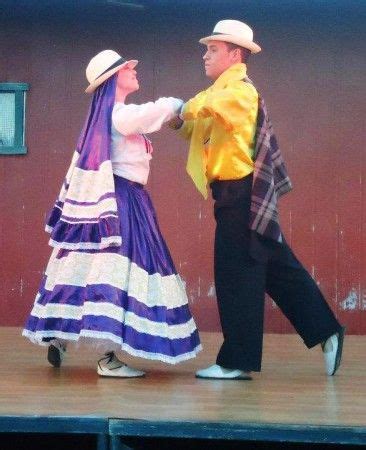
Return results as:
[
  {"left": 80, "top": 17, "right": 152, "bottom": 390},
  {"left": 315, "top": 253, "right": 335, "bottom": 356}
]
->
[{"left": 0, "top": 1, "right": 364, "bottom": 334}]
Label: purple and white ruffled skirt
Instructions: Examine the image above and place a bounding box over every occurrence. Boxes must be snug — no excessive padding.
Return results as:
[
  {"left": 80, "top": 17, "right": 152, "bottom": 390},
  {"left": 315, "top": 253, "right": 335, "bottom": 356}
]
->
[{"left": 23, "top": 176, "right": 202, "bottom": 363}]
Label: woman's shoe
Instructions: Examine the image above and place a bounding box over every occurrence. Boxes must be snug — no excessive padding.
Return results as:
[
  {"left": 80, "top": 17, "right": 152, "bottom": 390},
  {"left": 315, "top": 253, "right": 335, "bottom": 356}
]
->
[
  {"left": 47, "top": 339, "right": 67, "bottom": 368},
  {"left": 97, "top": 352, "right": 145, "bottom": 378}
]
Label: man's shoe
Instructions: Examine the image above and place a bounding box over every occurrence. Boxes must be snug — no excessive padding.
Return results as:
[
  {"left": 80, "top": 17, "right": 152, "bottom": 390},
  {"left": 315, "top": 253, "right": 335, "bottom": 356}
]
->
[
  {"left": 47, "top": 339, "right": 66, "bottom": 368},
  {"left": 195, "top": 364, "right": 252, "bottom": 380},
  {"left": 321, "top": 327, "right": 346, "bottom": 376},
  {"left": 97, "top": 352, "right": 145, "bottom": 378}
]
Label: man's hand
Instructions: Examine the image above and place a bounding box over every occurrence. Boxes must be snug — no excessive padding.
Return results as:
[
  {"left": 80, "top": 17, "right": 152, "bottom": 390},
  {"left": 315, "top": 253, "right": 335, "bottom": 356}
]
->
[{"left": 167, "top": 115, "right": 184, "bottom": 130}]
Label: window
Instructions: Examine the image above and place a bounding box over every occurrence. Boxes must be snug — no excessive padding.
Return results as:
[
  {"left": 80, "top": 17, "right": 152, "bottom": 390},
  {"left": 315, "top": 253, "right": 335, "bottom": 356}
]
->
[{"left": 0, "top": 83, "right": 29, "bottom": 155}]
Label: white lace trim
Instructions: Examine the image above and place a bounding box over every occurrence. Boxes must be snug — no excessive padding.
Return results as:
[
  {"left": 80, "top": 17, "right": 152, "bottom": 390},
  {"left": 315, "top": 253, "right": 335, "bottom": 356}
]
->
[
  {"left": 61, "top": 196, "right": 118, "bottom": 220},
  {"left": 30, "top": 302, "right": 197, "bottom": 340},
  {"left": 60, "top": 158, "right": 116, "bottom": 204},
  {"left": 43, "top": 252, "right": 189, "bottom": 308},
  {"left": 51, "top": 214, "right": 118, "bottom": 225},
  {"left": 22, "top": 329, "right": 202, "bottom": 364}
]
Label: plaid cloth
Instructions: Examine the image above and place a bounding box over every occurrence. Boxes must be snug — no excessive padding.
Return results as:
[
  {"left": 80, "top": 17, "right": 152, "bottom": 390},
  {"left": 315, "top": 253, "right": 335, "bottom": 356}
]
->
[{"left": 248, "top": 84, "right": 292, "bottom": 243}]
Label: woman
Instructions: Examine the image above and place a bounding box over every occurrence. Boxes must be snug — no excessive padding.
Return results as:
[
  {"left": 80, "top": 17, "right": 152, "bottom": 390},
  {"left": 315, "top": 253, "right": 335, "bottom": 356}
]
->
[{"left": 23, "top": 50, "right": 201, "bottom": 377}]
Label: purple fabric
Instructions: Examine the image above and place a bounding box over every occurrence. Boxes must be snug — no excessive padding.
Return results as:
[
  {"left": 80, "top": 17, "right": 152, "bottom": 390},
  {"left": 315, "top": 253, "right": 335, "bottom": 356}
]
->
[
  {"left": 64, "top": 192, "right": 116, "bottom": 206},
  {"left": 26, "top": 315, "right": 200, "bottom": 357},
  {"left": 48, "top": 217, "right": 121, "bottom": 244},
  {"left": 35, "top": 282, "right": 193, "bottom": 325},
  {"left": 46, "top": 74, "right": 121, "bottom": 250},
  {"left": 75, "top": 75, "right": 116, "bottom": 168},
  {"left": 56, "top": 176, "right": 177, "bottom": 276},
  {"left": 114, "top": 176, "right": 177, "bottom": 274}
]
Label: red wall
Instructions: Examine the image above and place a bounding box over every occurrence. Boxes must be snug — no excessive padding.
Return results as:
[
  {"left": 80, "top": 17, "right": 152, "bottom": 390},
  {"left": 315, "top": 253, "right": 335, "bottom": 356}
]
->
[{"left": 0, "top": 2, "right": 365, "bottom": 333}]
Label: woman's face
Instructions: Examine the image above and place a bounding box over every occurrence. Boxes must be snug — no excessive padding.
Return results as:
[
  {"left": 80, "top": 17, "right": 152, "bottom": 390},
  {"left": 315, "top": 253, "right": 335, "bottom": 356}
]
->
[{"left": 116, "top": 66, "right": 139, "bottom": 95}]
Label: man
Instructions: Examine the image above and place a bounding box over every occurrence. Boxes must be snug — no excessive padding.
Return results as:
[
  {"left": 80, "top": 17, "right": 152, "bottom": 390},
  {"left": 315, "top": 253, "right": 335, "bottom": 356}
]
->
[{"left": 172, "top": 19, "right": 345, "bottom": 380}]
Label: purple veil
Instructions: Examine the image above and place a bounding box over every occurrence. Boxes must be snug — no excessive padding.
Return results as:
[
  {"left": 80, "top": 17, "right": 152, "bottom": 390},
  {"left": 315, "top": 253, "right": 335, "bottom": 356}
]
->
[{"left": 45, "top": 74, "right": 122, "bottom": 250}]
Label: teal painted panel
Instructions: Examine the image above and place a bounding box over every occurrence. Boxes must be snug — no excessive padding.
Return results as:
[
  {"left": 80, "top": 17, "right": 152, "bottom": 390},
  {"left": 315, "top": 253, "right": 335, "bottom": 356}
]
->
[
  {"left": 0, "top": 82, "right": 29, "bottom": 91},
  {"left": 0, "top": 83, "right": 29, "bottom": 155}
]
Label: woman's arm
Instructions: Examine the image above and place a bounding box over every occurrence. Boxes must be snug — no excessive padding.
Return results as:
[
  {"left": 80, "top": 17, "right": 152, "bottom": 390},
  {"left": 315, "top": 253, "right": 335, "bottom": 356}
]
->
[{"left": 112, "top": 97, "right": 183, "bottom": 135}]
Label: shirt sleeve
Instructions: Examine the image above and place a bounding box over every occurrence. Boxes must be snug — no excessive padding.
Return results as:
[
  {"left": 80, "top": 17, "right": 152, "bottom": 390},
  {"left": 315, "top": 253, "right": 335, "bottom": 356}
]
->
[
  {"left": 112, "top": 97, "right": 184, "bottom": 135},
  {"left": 183, "top": 81, "right": 258, "bottom": 133},
  {"left": 181, "top": 91, "right": 207, "bottom": 121}
]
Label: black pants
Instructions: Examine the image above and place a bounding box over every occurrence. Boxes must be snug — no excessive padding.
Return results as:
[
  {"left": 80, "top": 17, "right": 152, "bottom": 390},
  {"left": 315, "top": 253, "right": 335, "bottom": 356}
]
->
[{"left": 211, "top": 176, "right": 342, "bottom": 372}]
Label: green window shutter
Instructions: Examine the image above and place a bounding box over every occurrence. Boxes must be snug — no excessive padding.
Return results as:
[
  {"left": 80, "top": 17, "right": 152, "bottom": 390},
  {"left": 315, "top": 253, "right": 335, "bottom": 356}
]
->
[{"left": 0, "top": 83, "right": 29, "bottom": 155}]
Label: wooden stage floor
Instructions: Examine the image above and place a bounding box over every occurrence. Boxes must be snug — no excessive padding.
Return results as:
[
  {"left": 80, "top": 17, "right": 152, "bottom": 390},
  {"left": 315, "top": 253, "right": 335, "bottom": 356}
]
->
[{"left": 1, "top": 327, "right": 366, "bottom": 448}]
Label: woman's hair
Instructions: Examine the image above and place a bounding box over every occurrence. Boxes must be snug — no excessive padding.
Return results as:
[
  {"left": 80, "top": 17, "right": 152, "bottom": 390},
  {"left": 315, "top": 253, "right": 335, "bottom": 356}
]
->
[{"left": 225, "top": 42, "right": 251, "bottom": 63}]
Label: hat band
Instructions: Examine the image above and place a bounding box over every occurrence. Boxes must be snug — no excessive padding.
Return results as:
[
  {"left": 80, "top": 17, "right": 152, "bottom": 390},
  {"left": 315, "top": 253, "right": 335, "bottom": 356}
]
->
[
  {"left": 212, "top": 32, "right": 231, "bottom": 36},
  {"left": 95, "top": 57, "right": 126, "bottom": 80},
  {"left": 212, "top": 31, "right": 252, "bottom": 41}
]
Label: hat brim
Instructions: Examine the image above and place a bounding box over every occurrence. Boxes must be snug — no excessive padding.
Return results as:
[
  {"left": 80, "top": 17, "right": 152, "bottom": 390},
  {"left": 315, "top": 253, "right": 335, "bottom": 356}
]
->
[
  {"left": 199, "top": 35, "right": 261, "bottom": 54},
  {"left": 85, "top": 59, "right": 139, "bottom": 94}
]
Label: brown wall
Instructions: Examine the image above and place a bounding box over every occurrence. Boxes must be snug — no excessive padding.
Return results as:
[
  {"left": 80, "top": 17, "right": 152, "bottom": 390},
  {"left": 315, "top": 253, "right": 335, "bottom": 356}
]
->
[{"left": 0, "top": 1, "right": 365, "bottom": 333}]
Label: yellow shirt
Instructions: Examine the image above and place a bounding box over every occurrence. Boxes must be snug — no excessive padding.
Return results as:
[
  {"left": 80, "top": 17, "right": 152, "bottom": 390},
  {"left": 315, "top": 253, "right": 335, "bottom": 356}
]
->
[{"left": 181, "top": 63, "right": 258, "bottom": 198}]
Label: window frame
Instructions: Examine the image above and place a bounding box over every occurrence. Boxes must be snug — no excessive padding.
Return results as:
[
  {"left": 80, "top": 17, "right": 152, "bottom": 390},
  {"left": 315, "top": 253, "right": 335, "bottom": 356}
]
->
[{"left": 0, "top": 82, "right": 29, "bottom": 155}]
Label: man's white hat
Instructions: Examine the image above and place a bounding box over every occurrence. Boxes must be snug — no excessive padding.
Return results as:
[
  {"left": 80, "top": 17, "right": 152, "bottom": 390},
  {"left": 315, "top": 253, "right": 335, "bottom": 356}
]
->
[
  {"left": 85, "top": 49, "right": 138, "bottom": 94},
  {"left": 199, "top": 20, "right": 261, "bottom": 54}
]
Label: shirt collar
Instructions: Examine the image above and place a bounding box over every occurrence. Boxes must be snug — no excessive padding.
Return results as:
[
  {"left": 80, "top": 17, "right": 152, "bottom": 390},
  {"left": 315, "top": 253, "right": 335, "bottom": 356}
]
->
[{"left": 212, "top": 63, "right": 247, "bottom": 90}]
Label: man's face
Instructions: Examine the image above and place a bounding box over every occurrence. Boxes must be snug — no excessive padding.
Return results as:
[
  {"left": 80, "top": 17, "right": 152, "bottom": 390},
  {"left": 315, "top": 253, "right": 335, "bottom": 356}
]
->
[{"left": 203, "top": 41, "right": 237, "bottom": 80}]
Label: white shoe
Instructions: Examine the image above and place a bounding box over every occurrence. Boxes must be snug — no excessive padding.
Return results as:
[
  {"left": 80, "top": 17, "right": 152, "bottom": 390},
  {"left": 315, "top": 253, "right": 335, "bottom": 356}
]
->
[
  {"left": 47, "top": 339, "right": 66, "bottom": 368},
  {"left": 322, "top": 327, "right": 346, "bottom": 376},
  {"left": 97, "top": 352, "right": 145, "bottom": 378},
  {"left": 195, "top": 364, "right": 252, "bottom": 380}
]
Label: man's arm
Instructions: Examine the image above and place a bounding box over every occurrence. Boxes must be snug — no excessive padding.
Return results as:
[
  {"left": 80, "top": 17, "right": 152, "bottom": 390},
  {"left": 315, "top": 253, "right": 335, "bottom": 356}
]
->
[{"left": 183, "top": 81, "right": 258, "bottom": 133}]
